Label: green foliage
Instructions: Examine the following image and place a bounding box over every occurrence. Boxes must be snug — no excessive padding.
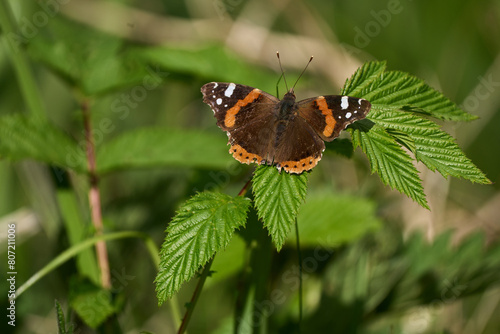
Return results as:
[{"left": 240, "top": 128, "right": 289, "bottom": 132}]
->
[
  {"left": 351, "top": 120, "right": 429, "bottom": 208},
  {"left": 155, "top": 192, "right": 251, "bottom": 304},
  {"left": 252, "top": 165, "right": 308, "bottom": 250},
  {"left": 294, "top": 193, "right": 382, "bottom": 247},
  {"left": 138, "top": 44, "right": 278, "bottom": 91},
  {"left": 305, "top": 231, "right": 500, "bottom": 332},
  {"left": 28, "top": 17, "right": 157, "bottom": 96},
  {"left": 69, "top": 278, "right": 117, "bottom": 329},
  {"left": 342, "top": 61, "right": 475, "bottom": 121},
  {"left": 343, "top": 61, "right": 490, "bottom": 208},
  {"left": 0, "top": 114, "right": 86, "bottom": 172},
  {"left": 369, "top": 107, "right": 489, "bottom": 183},
  {"left": 96, "top": 128, "right": 234, "bottom": 174}
]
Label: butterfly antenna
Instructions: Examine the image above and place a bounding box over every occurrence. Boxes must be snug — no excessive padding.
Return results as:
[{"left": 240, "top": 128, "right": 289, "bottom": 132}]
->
[
  {"left": 275, "top": 73, "right": 283, "bottom": 97},
  {"left": 276, "top": 51, "right": 289, "bottom": 91},
  {"left": 292, "top": 56, "right": 313, "bottom": 90}
]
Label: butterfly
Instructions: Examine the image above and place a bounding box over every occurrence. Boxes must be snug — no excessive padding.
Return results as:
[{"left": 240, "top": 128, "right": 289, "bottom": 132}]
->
[{"left": 201, "top": 56, "right": 371, "bottom": 173}]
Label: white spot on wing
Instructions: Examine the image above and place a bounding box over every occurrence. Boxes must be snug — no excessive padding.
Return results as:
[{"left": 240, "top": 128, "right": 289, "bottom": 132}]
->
[
  {"left": 341, "top": 96, "right": 349, "bottom": 110},
  {"left": 225, "top": 83, "right": 236, "bottom": 97},
  {"left": 358, "top": 98, "right": 362, "bottom": 105},
  {"left": 345, "top": 112, "right": 352, "bottom": 119},
  {"left": 213, "top": 82, "right": 218, "bottom": 88},
  {"left": 216, "top": 98, "right": 222, "bottom": 105}
]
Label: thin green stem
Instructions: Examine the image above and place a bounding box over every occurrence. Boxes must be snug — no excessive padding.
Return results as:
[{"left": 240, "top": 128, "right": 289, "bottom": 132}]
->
[
  {"left": 295, "top": 217, "right": 303, "bottom": 329},
  {"left": 15, "top": 231, "right": 160, "bottom": 299},
  {"left": 0, "top": 0, "right": 45, "bottom": 118}
]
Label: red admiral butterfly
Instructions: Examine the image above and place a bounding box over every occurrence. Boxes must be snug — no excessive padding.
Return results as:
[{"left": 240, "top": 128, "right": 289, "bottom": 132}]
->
[{"left": 201, "top": 57, "right": 371, "bottom": 174}]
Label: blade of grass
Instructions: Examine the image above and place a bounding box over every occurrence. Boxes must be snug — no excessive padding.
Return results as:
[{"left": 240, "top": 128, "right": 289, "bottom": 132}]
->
[{"left": 0, "top": 0, "right": 45, "bottom": 118}]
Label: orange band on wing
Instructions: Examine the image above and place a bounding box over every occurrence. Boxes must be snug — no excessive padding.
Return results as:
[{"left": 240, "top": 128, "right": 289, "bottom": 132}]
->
[
  {"left": 279, "top": 155, "right": 322, "bottom": 174},
  {"left": 224, "top": 89, "right": 261, "bottom": 128},
  {"left": 230, "top": 144, "right": 263, "bottom": 165},
  {"left": 315, "top": 96, "right": 336, "bottom": 137}
]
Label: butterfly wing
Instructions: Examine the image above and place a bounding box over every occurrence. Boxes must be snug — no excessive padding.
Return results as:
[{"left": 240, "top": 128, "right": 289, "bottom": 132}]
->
[
  {"left": 201, "top": 82, "right": 280, "bottom": 164},
  {"left": 272, "top": 116, "right": 326, "bottom": 173},
  {"left": 297, "top": 95, "right": 371, "bottom": 141}
]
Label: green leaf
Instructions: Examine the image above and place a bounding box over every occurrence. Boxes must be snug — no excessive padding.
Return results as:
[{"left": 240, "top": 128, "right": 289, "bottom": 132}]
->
[
  {"left": 155, "top": 192, "right": 250, "bottom": 304},
  {"left": 96, "top": 128, "right": 234, "bottom": 174},
  {"left": 369, "top": 108, "right": 491, "bottom": 184},
  {"left": 0, "top": 114, "right": 86, "bottom": 172},
  {"left": 349, "top": 121, "right": 428, "bottom": 209},
  {"left": 341, "top": 61, "right": 387, "bottom": 98},
  {"left": 252, "top": 165, "right": 308, "bottom": 250},
  {"left": 293, "top": 193, "right": 382, "bottom": 247},
  {"left": 343, "top": 62, "right": 475, "bottom": 122},
  {"left": 28, "top": 17, "right": 157, "bottom": 96},
  {"left": 69, "top": 278, "right": 116, "bottom": 329},
  {"left": 138, "top": 44, "right": 278, "bottom": 92},
  {"left": 340, "top": 61, "right": 489, "bottom": 208}
]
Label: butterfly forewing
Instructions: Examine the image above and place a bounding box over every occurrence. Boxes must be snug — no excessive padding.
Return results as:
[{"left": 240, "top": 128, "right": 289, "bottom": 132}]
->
[
  {"left": 297, "top": 95, "right": 371, "bottom": 141},
  {"left": 201, "top": 82, "right": 278, "bottom": 131}
]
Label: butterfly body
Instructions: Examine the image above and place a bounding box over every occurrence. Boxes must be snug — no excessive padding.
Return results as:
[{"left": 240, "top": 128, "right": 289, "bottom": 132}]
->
[{"left": 201, "top": 82, "right": 371, "bottom": 174}]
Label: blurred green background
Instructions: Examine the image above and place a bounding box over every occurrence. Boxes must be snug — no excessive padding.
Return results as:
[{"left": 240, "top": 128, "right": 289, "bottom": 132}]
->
[{"left": 0, "top": 0, "right": 499, "bottom": 333}]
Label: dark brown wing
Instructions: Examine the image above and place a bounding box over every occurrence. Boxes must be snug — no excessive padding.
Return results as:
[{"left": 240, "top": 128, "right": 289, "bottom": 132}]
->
[
  {"left": 272, "top": 116, "right": 325, "bottom": 173},
  {"left": 297, "top": 95, "right": 371, "bottom": 141},
  {"left": 201, "top": 82, "right": 279, "bottom": 165}
]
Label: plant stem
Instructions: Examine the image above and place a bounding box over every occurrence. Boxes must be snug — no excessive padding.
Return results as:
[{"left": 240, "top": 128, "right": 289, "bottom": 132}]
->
[
  {"left": 82, "top": 98, "right": 111, "bottom": 289},
  {"left": 295, "top": 217, "right": 303, "bottom": 328},
  {"left": 177, "top": 258, "right": 214, "bottom": 334}
]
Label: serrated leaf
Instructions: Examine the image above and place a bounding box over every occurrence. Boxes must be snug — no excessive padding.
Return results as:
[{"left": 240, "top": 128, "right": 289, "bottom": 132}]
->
[
  {"left": 369, "top": 108, "right": 491, "bottom": 184},
  {"left": 293, "top": 193, "right": 381, "bottom": 247},
  {"left": 349, "top": 121, "right": 428, "bottom": 209},
  {"left": 344, "top": 63, "right": 474, "bottom": 121},
  {"left": 252, "top": 165, "right": 308, "bottom": 250},
  {"left": 341, "top": 61, "right": 387, "bottom": 97},
  {"left": 0, "top": 114, "right": 86, "bottom": 172},
  {"left": 96, "top": 128, "right": 234, "bottom": 174},
  {"left": 340, "top": 61, "right": 489, "bottom": 208},
  {"left": 155, "top": 192, "right": 250, "bottom": 304}
]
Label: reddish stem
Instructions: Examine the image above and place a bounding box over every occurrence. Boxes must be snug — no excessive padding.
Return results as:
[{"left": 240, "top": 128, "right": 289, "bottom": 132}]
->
[{"left": 82, "top": 99, "right": 111, "bottom": 289}]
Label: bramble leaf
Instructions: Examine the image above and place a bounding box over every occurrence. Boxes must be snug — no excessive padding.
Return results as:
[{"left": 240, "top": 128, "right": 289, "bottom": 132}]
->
[
  {"left": 349, "top": 121, "right": 429, "bottom": 209},
  {"left": 369, "top": 108, "right": 490, "bottom": 184},
  {"left": 341, "top": 61, "right": 490, "bottom": 208},
  {"left": 155, "top": 192, "right": 250, "bottom": 304},
  {"left": 252, "top": 166, "right": 308, "bottom": 250}
]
